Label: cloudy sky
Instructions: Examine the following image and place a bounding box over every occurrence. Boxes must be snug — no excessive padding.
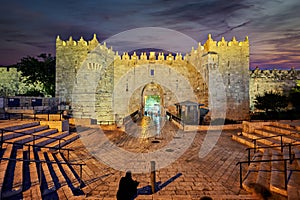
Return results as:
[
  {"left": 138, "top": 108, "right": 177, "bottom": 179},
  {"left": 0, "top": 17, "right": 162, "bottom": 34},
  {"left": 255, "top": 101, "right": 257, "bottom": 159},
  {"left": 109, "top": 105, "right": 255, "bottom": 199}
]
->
[{"left": 0, "top": 0, "right": 299, "bottom": 69}]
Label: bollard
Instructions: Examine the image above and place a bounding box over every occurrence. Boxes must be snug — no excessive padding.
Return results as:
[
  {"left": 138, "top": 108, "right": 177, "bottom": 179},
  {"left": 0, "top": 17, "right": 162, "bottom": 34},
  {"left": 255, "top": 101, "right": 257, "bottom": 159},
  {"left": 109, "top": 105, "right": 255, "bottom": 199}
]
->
[{"left": 150, "top": 161, "right": 156, "bottom": 194}]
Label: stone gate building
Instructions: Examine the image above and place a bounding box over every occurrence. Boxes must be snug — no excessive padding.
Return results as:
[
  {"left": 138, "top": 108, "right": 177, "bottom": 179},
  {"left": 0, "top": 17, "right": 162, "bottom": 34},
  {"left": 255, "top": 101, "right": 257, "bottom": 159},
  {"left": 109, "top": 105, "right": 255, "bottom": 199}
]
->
[{"left": 55, "top": 34, "right": 250, "bottom": 123}]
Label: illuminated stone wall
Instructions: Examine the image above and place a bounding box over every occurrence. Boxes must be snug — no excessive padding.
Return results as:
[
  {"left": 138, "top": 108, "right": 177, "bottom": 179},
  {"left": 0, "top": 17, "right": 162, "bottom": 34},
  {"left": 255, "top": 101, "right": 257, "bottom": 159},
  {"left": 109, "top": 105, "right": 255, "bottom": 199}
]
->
[
  {"left": 55, "top": 34, "right": 250, "bottom": 122},
  {"left": 249, "top": 67, "right": 300, "bottom": 110}
]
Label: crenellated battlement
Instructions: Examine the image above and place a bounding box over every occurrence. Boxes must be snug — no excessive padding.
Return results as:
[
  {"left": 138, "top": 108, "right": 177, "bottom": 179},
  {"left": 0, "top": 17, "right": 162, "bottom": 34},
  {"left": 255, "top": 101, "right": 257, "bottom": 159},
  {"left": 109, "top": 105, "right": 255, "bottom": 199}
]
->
[
  {"left": 56, "top": 34, "right": 99, "bottom": 46},
  {"left": 203, "top": 34, "right": 249, "bottom": 52},
  {"left": 250, "top": 67, "right": 300, "bottom": 80},
  {"left": 114, "top": 51, "right": 188, "bottom": 62},
  {"left": 56, "top": 33, "right": 249, "bottom": 61},
  {"left": 56, "top": 34, "right": 114, "bottom": 53}
]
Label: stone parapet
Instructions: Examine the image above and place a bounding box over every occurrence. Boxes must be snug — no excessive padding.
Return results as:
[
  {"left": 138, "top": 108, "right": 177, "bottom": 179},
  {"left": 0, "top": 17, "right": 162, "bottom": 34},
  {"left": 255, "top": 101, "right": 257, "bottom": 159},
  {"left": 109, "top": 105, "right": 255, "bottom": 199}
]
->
[{"left": 40, "top": 120, "right": 69, "bottom": 132}]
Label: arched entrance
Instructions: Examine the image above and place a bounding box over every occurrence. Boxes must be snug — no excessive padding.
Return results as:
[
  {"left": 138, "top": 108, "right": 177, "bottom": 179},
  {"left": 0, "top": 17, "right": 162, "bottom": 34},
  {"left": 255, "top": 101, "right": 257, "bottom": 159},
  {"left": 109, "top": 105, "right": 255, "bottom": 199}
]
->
[{"left": 141, "top": 82, "right": 164, "bottom": 117}]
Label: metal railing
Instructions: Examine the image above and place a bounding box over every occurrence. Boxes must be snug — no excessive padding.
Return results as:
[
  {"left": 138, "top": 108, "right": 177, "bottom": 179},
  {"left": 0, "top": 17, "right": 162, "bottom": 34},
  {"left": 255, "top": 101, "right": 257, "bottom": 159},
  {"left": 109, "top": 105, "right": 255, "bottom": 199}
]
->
[
  {"left": 0, "top": 140, "right": 74, "bottom": 161},
  {"left": 252, "top": 135, "right": 284, "bottom": 153},
  {"left": 0, "top": 156, "right": 86, "bottom": 190},
  {"left": 5, "top": 111, "right": 64, "bottom": 121},
  {"left": 1, "top": 129, "right": 67, "bottom": 152},
  {"left": 166, "top": 111, "right": 185, "bottom": 128},
  {"left": 245, "top": 143, "right": 300, "bottom": 165},
  {"left": 0, "top": 141, "right": 84, "bottom": 199},
  {"left": 237, "top": 143, "right": 300, "bottom": 190},
  {"left": 123, "top": 110, "right": 140, "bottom": 124},
  {"left": 236, "top": 158, "right": 290, "bottom": 189}
]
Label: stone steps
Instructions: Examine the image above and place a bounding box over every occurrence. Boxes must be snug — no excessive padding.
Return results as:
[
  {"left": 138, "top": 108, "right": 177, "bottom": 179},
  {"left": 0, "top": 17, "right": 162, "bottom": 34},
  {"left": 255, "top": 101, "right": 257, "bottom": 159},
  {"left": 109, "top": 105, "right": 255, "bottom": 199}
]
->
[
  {"left": 67, "top": 149, "right": 106, "bottom": 197},
  {"left": 254, "top": 128, "right": 299, "bottom": 144},
  {"left": 0, "top": 120, "right": 87, "bottom": 199},
  {"left": 5, "top": 128, "right": 58, "bottom": 145},
  {"left": 0, "top": 144, "right": 13, "bottom": 199},
  {"left": 293, "top": 147, "right": 300, "bottom": 167},
  {"left": 12, "top": 148, "right": 23, "bottom": 192},
  {"left": 287, "top": 151, "right": 300, "bottom": 200},
  {"left": 242, "top": 152, "right": 262, "bottom": 191},
  {"left": 45, "top": 152, "right": 75, "bottom": 199},
  {"left": 2, "top": 125, "right": 49, "bottom": 141},
  {"left": 270, "top": 150, "right": 287, "bottom": 196},
  {"left": 231, "top": 134, "right": 255, "bottom": 149},
  {"left": 0, "top": 121, "right": 40, "bottom": 132},
  {"left": 22, "top": 148, "right": 42, "bottom": 200},
  {"left": 48, "top": 132, "right": 80, "bottom": 151},
  {"left": 265, "top": 124, "right": 300, "bottom": 137},
  {"left": 232, "top": 133, "right": 271, "bottom": 152},
  {"left": 53, "top": 152, "right": 83, "bottom": 190},
  {"left": 37, "top": 151, "right": 56, "bottom": 195},
  {"left": 255, "top": 149, "right": 271, "bottom": 188},
  {"left": 27, "top": 131, "right": 69, "bottom": 147},
  {"left": 233, "top": 121, "right": 300, "bottom": 199}
]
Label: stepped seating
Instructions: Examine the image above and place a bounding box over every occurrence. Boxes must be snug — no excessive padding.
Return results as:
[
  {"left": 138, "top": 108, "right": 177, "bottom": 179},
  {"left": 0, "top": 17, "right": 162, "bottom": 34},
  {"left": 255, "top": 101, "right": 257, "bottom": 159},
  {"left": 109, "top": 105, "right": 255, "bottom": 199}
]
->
[
  {"left": 0, "top": 120, "right": 95, "bottom": 199},
  {"left": 233, "top": 121, "right": 300, "bottom": 199}
]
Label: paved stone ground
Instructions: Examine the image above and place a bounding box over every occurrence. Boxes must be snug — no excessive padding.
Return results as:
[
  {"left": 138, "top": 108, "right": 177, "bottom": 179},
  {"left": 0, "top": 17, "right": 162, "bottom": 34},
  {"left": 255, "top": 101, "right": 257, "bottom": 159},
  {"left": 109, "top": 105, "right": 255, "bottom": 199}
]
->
[{"left": 68, "top": 117, "right": 260, "bottom": 200}]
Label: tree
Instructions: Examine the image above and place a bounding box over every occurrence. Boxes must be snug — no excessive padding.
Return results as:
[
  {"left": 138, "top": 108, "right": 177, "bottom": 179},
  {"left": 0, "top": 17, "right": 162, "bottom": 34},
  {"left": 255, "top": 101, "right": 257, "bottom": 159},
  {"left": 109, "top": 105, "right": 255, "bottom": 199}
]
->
[
  {"left": 289, "top": 80, "right": 300, "bottom": 111},
  {"left": 17, "top": 53, "right": 55, "bottom": 96},
  {"left": 254, "top": 91, "right": 288, "bottom": 113}
]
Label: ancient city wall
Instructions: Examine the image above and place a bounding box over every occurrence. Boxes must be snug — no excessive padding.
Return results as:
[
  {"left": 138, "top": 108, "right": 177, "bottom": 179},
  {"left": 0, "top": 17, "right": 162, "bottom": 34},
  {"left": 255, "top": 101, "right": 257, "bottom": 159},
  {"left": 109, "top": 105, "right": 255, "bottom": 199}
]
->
[
  {"left": 249, "top": 67, "right": 300, "bottom": 110},
  {"left": 55, "top": 34, "right": 251, "bottom": 122}
]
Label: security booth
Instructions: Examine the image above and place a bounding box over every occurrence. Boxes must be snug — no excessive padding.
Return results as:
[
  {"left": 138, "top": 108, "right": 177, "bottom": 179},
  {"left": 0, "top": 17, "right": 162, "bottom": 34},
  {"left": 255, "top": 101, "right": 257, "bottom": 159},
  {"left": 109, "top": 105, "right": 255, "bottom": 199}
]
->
[{"left": 175, "top": 101, "right": 205, "bottom": 125}]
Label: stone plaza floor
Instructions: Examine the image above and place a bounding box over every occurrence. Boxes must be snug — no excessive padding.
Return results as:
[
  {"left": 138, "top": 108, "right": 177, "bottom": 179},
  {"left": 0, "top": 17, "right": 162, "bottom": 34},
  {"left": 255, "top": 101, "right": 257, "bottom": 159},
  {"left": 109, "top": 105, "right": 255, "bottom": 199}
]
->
[{"left": 69, "top": 116, "right": 263, "bottom": 200}]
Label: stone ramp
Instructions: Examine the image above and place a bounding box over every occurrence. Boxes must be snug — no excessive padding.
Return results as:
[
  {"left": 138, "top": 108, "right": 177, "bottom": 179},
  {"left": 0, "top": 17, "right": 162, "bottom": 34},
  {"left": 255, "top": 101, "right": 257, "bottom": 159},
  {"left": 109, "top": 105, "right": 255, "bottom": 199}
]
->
[{"left": 232, "top": 121, "right": 300, "bottom": 199}]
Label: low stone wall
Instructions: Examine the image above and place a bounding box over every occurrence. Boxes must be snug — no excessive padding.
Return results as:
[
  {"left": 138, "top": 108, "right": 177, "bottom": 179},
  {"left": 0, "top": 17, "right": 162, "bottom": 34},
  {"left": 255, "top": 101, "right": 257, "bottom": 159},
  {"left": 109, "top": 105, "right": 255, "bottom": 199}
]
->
[
  {"left": 198, "top": 124, "right": 242, "bottom": 131},
  {"left": 69, "top": 118, "right": 97, "bottom": 126},
  {"left": 242, "top": 121, "right": 271, "bottom": 134},
  {"left": 5, "top": 108, "right": 36, "bottom": 114},
  {"left": 40, "top": 120, "right": 69, "bottom": 132}
]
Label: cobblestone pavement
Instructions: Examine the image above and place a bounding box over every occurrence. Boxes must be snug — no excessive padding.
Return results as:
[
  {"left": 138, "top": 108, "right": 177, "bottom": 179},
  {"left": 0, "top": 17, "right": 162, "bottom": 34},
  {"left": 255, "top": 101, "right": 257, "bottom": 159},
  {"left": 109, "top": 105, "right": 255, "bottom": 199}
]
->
[{"left": 71, "top": 117, "right": 256, "bottom": 200}]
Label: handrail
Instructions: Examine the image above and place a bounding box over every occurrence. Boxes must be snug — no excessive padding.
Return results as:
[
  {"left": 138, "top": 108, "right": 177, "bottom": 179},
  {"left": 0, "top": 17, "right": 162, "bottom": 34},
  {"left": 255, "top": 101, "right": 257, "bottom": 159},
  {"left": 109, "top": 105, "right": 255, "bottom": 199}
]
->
[
  {"left": 238, "top": 142, "right": 300, "bottom": 190},
  {"left": 245, "top": 143, "right": 300, "bottom": 165},
  {"left": 5, "top": 112, "right": 63, "bottom": 121},
  {"left": 0, "top": 128, "right": 67, "bottom": 151},
  {"left": 123, "top": 110, "right": 140, "bottom": 124},
  {"left": 0, "top": 156, "right": 85, "bottom": 166},
  {"left": 252, "top": 134, "right": 283, "bottom": 141},
  {"left": 166, "top": 111, "right": 185, "bottom": 128},
  {"left": 236, "top": 158, "right": 291, "bottom": 190},
  {"left": 0, "top": 156, "right": 86, "bottom": 189},
  {"left": 252, "top": 135, "right": 284, "bottom": 152},
  {"left": 0, "top": 140, "right": 74, "bottom": 160}
]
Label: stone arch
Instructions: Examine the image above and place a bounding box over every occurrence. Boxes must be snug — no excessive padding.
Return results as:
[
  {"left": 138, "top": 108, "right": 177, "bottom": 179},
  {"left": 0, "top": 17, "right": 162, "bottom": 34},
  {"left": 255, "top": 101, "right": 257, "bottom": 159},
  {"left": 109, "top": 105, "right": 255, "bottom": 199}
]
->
[
  {"left": 140, "top": 82, "right": 164, "bottom": 116},
  {"left": 113, "top": 63, "right": 197, "bottom": 120}
]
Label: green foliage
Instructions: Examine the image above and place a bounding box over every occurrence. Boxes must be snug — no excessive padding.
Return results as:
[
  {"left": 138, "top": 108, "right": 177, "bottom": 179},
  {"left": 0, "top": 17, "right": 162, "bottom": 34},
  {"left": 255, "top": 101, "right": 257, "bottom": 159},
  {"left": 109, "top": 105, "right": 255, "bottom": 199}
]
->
[
  {"left": 17, "top": 88, "right": 44, "bottom": 97},
  {"left": 254, "top": 91, "right": 288, "bottom": 112},
  {"left": 0, "top": 67, "right": 19, "bottom": 96},
  {"left": 145, "top": 95, "right": 160, "bottom": 107},
  {"left": 17, "top": 53, "right": 55, "bottom": 97},
  {"left": 289, "top": 80, "right": 300, "bottom": 110}
]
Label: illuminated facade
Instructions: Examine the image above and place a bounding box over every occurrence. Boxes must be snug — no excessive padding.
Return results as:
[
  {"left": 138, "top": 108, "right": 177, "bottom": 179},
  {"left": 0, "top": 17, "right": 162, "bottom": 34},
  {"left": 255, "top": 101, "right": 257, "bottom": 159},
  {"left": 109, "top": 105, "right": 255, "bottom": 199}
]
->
[{"left": 55, "top": 34, "right": 250, "bottom": 123}]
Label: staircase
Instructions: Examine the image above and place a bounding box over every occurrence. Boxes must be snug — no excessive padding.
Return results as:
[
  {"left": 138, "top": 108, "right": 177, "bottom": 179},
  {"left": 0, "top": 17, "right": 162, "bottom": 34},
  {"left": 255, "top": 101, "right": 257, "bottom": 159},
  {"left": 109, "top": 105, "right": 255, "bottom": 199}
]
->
[
  {"left": 0, "top": 120, "right": 89, "bottom": 199},
  {"left": 232, "top": 121, "right": 300, "bottom": 199}
]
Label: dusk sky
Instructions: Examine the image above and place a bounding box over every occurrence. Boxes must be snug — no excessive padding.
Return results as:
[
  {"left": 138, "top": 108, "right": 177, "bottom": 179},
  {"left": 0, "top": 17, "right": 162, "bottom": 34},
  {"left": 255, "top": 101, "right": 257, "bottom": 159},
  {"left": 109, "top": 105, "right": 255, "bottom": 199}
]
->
[{"left": 0, "top": 0, "right": 300, "bottom": 69}]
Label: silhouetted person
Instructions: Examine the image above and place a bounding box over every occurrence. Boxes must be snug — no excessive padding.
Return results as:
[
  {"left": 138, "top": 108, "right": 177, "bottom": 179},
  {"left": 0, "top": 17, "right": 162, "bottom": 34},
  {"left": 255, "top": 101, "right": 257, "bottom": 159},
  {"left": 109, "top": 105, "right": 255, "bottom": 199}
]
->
[
  {"left": 249, "top": 183, "right": 272, "bottom": 200},
  {"left": 117, "top": 171, "right": 139, "bottom": 200}
]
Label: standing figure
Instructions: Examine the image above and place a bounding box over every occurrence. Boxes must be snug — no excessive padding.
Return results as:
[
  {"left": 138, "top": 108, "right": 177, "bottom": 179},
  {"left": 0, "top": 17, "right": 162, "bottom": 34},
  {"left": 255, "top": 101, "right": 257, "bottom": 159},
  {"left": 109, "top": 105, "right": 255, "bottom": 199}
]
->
[{"left": 117, "top": 171, "right": 139, "bottom": 200}]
